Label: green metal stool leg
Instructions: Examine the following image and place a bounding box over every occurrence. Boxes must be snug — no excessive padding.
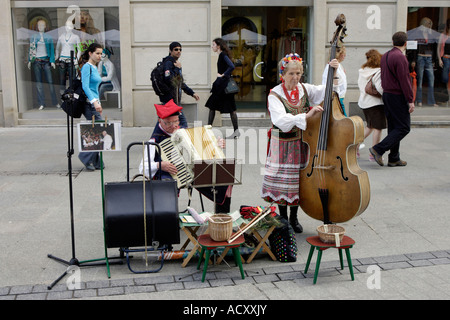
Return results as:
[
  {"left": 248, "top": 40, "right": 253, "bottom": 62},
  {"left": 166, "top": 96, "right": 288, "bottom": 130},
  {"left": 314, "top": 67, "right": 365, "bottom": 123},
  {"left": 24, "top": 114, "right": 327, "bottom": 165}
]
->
[
  {"left": 338, "top": 248, "right": 344, "bottom": 270},
  {"left": 345, "top": 248, "right": 355, "bottom": 281},
  {"left": 313, "top": 249, "right": 323, "bottom": 284},
  {"left": 201, "top": 250, "right": 211, "bottom": 282},
  {"left": 197, "top": 247, "right": 205, "bottom": 270},
  {"left": 304, "top": 245, "right": 315, "bottom": 273},
  {"left": 232, "top": 247, "right": 245, "bottom": 279}
]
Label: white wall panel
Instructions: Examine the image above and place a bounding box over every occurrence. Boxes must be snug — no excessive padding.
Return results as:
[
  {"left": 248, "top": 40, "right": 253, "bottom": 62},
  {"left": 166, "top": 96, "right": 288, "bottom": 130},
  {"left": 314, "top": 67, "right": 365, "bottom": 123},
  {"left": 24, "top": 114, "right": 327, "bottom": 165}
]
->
[
  {"left": 133, "top": 4, "right": 209, "bottom": 43},
  {"left": 327, "top": 3, "right": 396, "bottom": 44},
  {"left": 133, "top": 47, "right": 209, "bottom": 87}
]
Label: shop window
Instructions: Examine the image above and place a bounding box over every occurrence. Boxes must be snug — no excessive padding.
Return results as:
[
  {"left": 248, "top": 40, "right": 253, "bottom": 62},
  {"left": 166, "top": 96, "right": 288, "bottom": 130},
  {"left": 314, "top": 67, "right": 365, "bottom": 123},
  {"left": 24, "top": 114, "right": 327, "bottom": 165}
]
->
[
  {"left": 12, "top": 6, "right": 121, "bottom": 113},
  {"left": 406, "top": 7, "right": 450, "bottom": 106},
  {"left": 222, "top": 7, "right": 310, "bottom": 111}
]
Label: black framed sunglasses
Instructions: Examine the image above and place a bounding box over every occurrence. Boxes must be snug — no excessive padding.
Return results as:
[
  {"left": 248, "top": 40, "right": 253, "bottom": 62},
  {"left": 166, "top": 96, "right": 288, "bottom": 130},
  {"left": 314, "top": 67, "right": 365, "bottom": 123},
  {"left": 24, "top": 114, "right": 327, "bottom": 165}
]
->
[{"left": 173, "top": 48, "right": 182, "bottom": 52}]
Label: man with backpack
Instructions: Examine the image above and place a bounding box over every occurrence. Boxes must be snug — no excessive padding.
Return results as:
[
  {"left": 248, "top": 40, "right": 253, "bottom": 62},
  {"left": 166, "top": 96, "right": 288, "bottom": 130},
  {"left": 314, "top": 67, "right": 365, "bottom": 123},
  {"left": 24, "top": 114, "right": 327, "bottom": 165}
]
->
[{"left": 151, "top": 42, "right": 199, "bottom": 128}]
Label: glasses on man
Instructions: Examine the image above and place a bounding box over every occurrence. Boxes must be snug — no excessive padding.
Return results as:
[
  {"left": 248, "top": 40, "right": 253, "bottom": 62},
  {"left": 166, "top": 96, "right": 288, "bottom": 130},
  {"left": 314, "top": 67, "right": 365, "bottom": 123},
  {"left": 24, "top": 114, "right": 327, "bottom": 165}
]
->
[
  {"left": 173, "top": 48, "right": 182, "bottom": 52},
  {"left": 162, "top": 119, "right": 180, "bottom": 127}
]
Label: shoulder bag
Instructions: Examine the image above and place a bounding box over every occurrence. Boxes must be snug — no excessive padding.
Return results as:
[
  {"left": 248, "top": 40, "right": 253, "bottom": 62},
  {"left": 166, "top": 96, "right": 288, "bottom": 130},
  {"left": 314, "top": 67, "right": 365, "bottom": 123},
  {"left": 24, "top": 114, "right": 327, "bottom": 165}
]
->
[
  {"left": 365, "top": 71, "right": 381, "bottom": 98},
  {"left": 224, "top": 77, "right": 239, "bottom": 94}
]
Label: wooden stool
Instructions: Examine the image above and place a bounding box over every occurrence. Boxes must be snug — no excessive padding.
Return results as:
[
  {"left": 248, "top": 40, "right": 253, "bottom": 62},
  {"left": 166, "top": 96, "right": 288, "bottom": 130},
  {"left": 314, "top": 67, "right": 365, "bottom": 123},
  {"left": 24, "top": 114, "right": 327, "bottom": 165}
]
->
[
  {"left": 304, "top": 235, "right": 355, "bottom": 284},
  {"left": 196, "top": 234, "right": 245, "bottom": 282}
]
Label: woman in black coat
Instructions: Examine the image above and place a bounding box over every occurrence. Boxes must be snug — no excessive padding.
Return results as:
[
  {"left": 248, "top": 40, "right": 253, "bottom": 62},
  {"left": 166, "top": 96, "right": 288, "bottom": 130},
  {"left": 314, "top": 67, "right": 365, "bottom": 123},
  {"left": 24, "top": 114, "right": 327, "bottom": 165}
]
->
[{"left": 205, "top": 38, "right": 240, "bottom": 138}]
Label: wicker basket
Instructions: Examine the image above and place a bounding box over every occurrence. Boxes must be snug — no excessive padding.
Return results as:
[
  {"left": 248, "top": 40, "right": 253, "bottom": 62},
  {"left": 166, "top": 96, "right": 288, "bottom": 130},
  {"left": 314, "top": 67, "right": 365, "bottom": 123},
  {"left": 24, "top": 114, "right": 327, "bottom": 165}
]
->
[
  {"left": 209, "top": 214, "right": 233, "bottom": 241},
  {"left": 317, "top": 224, "right": 345, "bottom": 244}
]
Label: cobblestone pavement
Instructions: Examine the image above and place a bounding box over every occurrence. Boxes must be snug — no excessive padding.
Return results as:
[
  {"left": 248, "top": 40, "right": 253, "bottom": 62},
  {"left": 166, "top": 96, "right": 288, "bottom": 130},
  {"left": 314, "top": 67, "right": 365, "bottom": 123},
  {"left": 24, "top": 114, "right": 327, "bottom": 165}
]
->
[{"left": 1, "top": 249, "right": 450, "bottom": 300}]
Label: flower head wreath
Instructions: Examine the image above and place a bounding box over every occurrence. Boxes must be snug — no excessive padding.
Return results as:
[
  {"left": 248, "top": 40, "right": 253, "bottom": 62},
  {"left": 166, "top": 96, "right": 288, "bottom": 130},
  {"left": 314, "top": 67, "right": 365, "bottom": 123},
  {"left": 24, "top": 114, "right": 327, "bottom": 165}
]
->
[{"left": 279, "top": 53, "right": 302, "bottom": 81}]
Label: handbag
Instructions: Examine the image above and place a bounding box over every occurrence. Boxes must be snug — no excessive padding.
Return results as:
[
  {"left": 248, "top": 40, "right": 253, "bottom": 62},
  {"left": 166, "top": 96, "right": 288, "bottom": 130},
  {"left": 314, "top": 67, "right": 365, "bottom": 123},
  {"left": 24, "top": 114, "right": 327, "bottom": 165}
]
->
[
  {"left": 365, "top": 72, "right": 381, "bottom": 98},
  {"left": 268, "top": 217, "right": 298, "bottom": 262},
  {"left": 224, "top": 77, "right": 239, "bottom": 94},
  {"left": 104, "top": 142, "right": 180, "bottom": 249}
]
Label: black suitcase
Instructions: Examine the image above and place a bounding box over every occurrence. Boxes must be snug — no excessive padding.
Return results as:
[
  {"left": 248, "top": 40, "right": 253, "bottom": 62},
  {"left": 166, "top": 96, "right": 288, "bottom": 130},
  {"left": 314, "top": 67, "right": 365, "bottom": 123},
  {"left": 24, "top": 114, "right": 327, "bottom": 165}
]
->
[{"left": 104, "top": 142, "right": 180, "bottom": 249}]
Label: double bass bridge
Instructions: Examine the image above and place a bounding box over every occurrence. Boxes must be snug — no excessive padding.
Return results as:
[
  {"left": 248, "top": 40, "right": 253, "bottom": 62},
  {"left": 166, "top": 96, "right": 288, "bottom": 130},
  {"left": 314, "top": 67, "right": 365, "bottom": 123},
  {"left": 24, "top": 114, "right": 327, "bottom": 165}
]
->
[{"left": 306, "top": 154, "right": 349, "bottom": 181}]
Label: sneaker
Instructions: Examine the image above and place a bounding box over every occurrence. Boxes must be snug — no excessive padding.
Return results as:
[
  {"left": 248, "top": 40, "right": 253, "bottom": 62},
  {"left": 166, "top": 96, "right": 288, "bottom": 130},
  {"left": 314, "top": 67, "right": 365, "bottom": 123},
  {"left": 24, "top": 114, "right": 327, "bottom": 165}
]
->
[
  {"left": 38, "top": 105, "right": 44, "bottom": 110},
  {"left": 369, "top": 147, "right": 384, "bottom": 166},
  {"left": 369, "top": 154, "right": 384, "bottom": 162},
  {"left": 95, "top": 163, "right": 105, "bottom": 170},
  {"left": 357, "top": 143, "right": 365, "bottom": 158},
  {"left": 388, "top": 160, "right": 407, "bottom": 167},
  {"left": 55, "top": 104, "right": 61, "bottom": 109},
  {"left": 85, "top": 163, "right": 95, "bottom": 171}
]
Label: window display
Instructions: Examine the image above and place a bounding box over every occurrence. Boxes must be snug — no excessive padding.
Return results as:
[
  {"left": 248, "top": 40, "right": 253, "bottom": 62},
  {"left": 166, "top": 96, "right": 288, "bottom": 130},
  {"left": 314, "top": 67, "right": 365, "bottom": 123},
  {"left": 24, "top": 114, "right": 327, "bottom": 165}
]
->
[
  {"left": 406, "top": 7, "right": 450, "bottom": 106},
  {"left": 27, "top": 18, "right": 59, "bottom": 110},
  {"left": 12, "top": 5, "right": 121, "bottom": 114},
  {"left": 221, "top": 7, "right": 310, "bottom": 112}
]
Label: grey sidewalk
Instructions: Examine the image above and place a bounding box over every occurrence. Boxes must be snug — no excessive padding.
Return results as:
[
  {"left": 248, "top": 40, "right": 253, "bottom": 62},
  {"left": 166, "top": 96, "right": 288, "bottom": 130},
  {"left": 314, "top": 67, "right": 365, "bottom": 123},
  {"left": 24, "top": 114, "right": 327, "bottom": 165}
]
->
[{"left": 1, "top": 108, "right": 450, "bottom": 301}]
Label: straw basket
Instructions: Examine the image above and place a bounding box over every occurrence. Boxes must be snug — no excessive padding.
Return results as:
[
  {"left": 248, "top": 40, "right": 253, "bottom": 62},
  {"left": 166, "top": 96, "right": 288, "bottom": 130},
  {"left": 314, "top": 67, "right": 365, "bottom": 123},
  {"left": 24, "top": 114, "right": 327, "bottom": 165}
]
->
[
  {"left": 317, "top": 224, "right": 345, "bottom": 244},
  {"left": 209, "top": 214, "right": 233, "bottom": 241}
]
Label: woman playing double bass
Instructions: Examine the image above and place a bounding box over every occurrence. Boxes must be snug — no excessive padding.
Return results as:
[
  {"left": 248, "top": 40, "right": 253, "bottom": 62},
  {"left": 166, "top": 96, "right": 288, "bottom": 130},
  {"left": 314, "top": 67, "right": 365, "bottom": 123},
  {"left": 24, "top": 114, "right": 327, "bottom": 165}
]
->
[{"left": 261, "top": 53, "right": 340, "bottom": 232}]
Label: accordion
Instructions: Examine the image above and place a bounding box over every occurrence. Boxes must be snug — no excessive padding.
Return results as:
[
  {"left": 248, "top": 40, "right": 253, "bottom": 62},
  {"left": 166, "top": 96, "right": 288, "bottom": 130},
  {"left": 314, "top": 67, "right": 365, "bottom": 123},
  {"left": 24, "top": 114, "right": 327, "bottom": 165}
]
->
[{"left": 159, "top": 125, "right": 228, "bottom": 188}]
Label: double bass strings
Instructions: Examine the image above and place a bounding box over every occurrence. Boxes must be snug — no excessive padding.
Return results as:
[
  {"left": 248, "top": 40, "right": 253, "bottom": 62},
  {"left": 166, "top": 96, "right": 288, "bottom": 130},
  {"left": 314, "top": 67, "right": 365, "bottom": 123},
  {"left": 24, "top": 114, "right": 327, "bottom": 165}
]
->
[{"left": 316, "top": 44, "right": 337, "bottom": 191}]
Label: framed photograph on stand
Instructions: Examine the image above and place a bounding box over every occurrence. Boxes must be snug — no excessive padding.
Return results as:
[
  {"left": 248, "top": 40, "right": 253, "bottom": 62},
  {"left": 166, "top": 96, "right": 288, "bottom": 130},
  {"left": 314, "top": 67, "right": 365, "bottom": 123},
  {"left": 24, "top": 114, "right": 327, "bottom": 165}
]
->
[{"left": 77, "top": 121, "right": 121, "bottom": 152}]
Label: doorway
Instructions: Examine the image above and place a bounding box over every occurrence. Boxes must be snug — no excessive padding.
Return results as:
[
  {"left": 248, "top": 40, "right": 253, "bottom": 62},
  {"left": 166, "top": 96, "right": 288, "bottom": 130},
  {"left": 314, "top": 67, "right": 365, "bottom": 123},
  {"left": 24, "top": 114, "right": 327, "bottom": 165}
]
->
[{"left": 222, "top": 6, "right": 311, "bottom": 114}]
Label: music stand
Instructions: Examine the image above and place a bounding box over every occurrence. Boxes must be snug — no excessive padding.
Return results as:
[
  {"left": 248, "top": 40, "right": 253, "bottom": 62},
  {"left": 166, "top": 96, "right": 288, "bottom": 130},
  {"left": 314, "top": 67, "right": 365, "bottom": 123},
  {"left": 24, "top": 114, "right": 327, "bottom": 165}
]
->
[
  {"left": 47, "top": 51, "right": 121, "bottom": 290},
  {"left": 191, "top": 158, "right": 242, "bottom": 213}
]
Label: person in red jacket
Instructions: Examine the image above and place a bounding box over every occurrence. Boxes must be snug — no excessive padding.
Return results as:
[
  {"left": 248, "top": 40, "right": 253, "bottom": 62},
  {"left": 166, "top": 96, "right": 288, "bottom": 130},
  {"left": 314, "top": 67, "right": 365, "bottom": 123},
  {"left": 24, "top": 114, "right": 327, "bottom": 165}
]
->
[{"left": 369, "top": 32, "right": 415, "bottom": 167}]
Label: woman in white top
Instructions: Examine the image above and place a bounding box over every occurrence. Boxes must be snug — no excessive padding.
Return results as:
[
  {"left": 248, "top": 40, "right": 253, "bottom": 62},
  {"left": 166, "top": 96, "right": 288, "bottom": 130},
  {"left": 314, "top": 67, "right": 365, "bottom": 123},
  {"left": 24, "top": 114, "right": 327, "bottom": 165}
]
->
[
  {"left": 357, "top": 49, "right": 386, "bottom": 161},
  {"left": 261, "top": 53, "right": 339, "bottom": 233}
]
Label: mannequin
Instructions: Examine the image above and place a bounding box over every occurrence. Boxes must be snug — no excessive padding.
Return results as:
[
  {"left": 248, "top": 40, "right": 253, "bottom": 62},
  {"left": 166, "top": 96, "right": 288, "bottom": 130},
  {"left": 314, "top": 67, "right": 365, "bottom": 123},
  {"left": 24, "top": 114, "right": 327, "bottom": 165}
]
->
[
  {"left": 55, "top": 21, "right": 81, "bottom": 96},
  {"left": 415, "top": 17, "right": 438, "bottom": 107},
  {"left": 77, "top": 9, "right": 104, "bottom": 46},
  {"left": 97, "top": 48, "right": 120, "bottom": 104},
  {"left": 28, "top": 19, "right": 59, "bottom": 110},
  {"left": 438, "top": 19, "right": 450, "bottom": 94}
]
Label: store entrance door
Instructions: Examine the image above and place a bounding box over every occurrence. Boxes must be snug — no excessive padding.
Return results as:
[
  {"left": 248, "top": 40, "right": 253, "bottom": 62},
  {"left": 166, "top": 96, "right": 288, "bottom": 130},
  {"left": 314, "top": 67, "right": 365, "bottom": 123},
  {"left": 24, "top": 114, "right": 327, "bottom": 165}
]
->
[{"left": 222, "top": 7, "right": 310, "bottom": 115}]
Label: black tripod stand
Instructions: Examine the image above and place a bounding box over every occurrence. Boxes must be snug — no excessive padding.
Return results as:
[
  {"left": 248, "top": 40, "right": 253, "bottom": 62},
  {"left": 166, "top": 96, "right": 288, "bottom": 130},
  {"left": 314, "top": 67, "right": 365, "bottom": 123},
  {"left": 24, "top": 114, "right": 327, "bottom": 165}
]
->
[{"left": 47, "top": 51, "right": 121, "bottom": 290}]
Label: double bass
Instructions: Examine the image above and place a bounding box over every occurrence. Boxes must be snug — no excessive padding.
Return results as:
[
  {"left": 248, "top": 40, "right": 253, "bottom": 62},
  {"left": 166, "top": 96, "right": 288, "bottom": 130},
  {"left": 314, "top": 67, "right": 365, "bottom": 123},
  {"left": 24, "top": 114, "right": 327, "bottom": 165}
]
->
[{"left": 299, "top": 14, "right": 370, "bottom": 224}]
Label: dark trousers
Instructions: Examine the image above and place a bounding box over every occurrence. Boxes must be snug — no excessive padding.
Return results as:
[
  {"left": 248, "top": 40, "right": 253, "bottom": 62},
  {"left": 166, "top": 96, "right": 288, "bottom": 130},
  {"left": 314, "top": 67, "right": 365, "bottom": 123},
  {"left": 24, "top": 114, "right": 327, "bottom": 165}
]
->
[{"left": 373, "top": 92, "right": 411, "bottom": 162}]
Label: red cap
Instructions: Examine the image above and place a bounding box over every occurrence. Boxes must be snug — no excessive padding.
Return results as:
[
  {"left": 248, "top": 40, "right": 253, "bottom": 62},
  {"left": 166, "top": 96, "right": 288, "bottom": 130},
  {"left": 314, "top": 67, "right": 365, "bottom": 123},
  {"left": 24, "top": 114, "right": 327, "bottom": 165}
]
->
[{"left": 154, "top": 99, "right": 183, "bottom": 119}]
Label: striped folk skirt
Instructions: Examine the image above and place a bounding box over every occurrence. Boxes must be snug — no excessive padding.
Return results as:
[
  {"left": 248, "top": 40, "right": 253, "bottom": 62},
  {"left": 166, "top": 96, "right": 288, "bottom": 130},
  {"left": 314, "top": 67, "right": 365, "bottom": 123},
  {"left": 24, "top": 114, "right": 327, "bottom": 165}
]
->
[{"left": 261, "top": 135, "right": 307, "bottom": 206}]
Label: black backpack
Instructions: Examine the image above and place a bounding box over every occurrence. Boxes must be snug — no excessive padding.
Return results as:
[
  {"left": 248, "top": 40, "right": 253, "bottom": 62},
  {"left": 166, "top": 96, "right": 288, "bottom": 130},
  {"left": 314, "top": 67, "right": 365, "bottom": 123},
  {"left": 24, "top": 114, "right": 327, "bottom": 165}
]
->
[
  {"left": 61, "top": 78, "right": 87, "bottom": 118},
  {"left": 150, "top": 58, "right": 170, "bottom": 96}
]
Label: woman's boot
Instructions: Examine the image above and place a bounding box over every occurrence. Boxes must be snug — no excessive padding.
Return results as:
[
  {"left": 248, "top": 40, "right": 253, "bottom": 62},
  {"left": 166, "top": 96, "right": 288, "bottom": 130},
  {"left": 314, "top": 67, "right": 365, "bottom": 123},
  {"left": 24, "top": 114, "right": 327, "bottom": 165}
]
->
[
  {"left": 289, "top": 206, "right": 303, "bottom": 233},
  {"left": 278, "top": 204, "right": 288, "bottom": 220}
]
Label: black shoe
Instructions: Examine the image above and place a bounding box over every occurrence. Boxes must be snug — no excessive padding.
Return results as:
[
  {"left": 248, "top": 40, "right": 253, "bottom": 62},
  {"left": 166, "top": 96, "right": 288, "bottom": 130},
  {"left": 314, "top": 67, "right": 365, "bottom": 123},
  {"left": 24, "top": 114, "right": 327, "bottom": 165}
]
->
[{"left": 289, "top": 217, "right": 303, "bottom": 233}]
